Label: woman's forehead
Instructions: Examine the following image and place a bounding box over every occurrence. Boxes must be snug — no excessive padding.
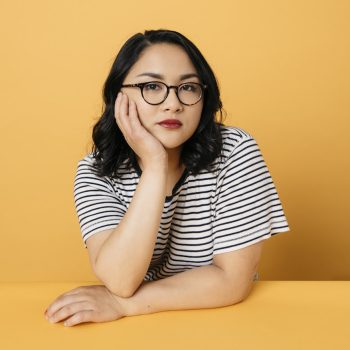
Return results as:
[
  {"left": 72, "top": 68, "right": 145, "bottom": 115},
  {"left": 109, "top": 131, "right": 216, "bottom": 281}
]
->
[
  {"left": 135, "top": 72, "right": 200, "bottom": 81},
  {"left": 129, "top": 44, "right": 199, "bottom": 79}
]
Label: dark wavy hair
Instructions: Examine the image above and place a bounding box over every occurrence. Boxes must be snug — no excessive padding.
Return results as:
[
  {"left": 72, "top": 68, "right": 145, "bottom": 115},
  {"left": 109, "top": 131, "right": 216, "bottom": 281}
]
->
[{"left": 90, "top": 28, "right": 227, "bottom": 178}]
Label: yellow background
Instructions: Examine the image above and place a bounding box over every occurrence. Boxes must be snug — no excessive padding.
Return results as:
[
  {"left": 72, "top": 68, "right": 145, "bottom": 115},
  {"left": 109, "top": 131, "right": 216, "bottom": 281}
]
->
[{"left": 1, "top": 0, "right": 349, "bottom": 282}]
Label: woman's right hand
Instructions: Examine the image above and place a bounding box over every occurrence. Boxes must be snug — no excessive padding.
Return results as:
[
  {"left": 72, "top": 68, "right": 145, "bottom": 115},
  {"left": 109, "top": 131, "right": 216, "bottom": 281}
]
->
[{"left": 114, "top": 91, "right": 168, "bottom": 169}]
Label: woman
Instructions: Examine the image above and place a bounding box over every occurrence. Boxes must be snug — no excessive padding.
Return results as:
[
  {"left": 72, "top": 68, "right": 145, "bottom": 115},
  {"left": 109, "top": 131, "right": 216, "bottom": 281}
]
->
[{"left": 44, "top": 29, "right": 290, "bottom": 327}]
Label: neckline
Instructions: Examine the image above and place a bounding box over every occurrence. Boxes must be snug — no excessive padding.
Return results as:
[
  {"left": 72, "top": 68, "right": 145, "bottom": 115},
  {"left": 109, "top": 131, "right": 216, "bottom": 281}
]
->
[{"left": 134, "top": 161, "right": 189, "bottom": 202}]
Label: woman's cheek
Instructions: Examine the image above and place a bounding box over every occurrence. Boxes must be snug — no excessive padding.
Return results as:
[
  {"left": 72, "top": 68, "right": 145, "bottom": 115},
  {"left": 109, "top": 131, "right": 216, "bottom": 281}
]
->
[{"left": 135, "top": 103, "right": 155, "bottom": 127}]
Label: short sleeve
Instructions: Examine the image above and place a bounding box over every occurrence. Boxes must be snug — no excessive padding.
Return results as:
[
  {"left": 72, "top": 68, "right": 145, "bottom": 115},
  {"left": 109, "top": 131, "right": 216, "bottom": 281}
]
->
[
  {"left": 73, "top": 157, "right": 127, "bottom": 248},
  {"left": 212, "top": 135, "right": 290, "bottom": 255}
]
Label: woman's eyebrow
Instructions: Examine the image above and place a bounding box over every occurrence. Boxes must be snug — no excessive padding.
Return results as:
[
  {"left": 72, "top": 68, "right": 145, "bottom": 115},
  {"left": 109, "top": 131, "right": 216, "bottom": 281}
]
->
[{"left": 136, "top": 72, "right": 200, "bottom": 80}]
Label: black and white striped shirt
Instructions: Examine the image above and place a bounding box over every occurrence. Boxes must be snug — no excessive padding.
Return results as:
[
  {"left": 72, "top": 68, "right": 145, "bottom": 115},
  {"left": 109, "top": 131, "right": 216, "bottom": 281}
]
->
[{"left": 74, "top": 125, "right": 290, "bottom": 281}]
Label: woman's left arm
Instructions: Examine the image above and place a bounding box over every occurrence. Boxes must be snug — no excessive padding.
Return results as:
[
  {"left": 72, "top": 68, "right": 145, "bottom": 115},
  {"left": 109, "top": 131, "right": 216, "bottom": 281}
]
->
[
  {"left": 122, "top": 263, "right": 250, "bottom": 317},
  {"left": 123, "top": 240, "right": 263, "bottom": 317}
]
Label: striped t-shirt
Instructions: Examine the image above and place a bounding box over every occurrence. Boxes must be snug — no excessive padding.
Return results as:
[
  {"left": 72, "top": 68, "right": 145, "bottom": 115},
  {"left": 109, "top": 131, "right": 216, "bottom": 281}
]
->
[{"left": 73, "top": 125, "right": 290, "bottom": 282}]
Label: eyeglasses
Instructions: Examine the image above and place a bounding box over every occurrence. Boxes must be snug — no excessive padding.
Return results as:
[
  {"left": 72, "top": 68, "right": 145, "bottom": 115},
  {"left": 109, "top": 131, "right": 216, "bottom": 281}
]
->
[{"left": 120, "top": 81, "right": 207, "bottom": 106}]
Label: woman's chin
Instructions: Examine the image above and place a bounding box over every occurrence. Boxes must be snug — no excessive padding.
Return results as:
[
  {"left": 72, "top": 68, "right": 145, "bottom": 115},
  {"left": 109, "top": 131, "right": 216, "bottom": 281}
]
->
[{"left": 155, "top": 136, "right": 183, "bottom": 150}]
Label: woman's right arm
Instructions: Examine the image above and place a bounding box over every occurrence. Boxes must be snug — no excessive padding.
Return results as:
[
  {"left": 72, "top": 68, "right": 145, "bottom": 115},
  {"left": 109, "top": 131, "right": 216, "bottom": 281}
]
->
[
  {"left": 91, "top": 91, "right": 169, "bottom": 298},
  {"left": 93, "top": 161, "right": 167, "bottom": 298}
]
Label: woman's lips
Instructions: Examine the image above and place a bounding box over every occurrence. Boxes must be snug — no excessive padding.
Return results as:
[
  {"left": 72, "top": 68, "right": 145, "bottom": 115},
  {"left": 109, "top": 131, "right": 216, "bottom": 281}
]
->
[
  {"left": 158, "top": 120, "right": 182, "bottom": 128},
  {"left": 158, "top": 123, "right": 182, "bottom": 129}
]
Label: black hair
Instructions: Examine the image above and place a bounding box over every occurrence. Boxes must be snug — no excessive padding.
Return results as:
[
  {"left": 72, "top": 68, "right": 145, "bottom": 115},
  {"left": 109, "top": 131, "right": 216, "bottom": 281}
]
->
[{"left": 90, "top": 28, "right": 227, "bottom": 178}]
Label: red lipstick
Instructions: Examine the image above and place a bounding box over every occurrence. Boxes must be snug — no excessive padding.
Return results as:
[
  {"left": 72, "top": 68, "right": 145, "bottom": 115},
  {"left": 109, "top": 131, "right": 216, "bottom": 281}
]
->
[{"left": 158, "top": 119, "right": 182, "bottom": 129}]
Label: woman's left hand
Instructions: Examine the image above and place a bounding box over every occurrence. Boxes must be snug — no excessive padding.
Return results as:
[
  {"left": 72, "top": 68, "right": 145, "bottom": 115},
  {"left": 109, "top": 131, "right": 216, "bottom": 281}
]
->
[{"left": 44, "top": 284, "right": 127, "bottom": 327}]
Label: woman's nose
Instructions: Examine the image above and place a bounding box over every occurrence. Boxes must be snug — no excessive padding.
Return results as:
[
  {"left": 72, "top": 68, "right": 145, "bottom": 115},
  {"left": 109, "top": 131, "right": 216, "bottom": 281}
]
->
[{"left": 163, "top": 87, "right": 183, "bottom": 110}]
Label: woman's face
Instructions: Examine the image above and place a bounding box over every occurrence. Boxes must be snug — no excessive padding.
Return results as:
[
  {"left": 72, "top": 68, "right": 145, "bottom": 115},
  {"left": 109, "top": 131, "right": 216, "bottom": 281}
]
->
[{"left": 120, "top": 43, "right": 204, "bottom": 151}]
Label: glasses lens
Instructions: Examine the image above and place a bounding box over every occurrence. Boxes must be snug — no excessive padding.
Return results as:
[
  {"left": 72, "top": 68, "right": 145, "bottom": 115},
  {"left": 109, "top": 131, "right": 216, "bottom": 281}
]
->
[
  {"left": 142, "top": 82, "right": 167, "bottom": 104},
  {"left": 178, "top": 83, "right": 203, "bottom": 105},
  {"left": 142, "top": 82, "right": 204, "bottom": 105}
]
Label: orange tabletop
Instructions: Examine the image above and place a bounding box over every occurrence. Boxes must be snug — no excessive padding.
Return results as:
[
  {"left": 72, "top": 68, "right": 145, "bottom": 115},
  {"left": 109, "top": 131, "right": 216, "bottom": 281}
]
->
[{"left": 1, "top": 281, "right": 349, "bottom": 349}]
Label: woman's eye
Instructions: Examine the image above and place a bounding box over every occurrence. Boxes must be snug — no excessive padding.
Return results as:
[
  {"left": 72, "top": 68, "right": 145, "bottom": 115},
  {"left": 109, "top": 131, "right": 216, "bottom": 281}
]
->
[
  {"left": 182, "top": 84, "right": 197, "bottom": 92},
  {"left": 145, "top": 83, "right": 161, "bottom": 90}
]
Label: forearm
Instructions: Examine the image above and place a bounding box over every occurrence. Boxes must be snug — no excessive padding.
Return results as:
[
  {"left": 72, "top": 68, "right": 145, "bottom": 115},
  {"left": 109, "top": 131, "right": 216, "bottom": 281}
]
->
[
  {"left": 123, "top": 264, "right": 246, "bottom": 316},
  {"left": 95, "top": 163, "right": 167, "bottom": 297}
]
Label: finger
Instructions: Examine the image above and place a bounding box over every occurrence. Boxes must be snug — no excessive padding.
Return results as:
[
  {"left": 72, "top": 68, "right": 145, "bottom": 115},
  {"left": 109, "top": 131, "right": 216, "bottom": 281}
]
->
[
  {"left": 128, "top": 99, "right": 143, "bottom": 130},
  {"left": 128, "top": 99, "right": 147, "bottom": 142},
  {"left": 46, "top": 287, "right": 83, "bottom": 306},
  {"left": 64, "top": 287, "right": 84, "bottom": 296},
  {"left": 120, "top": 92, "right": 129, "bottom": 117},
  {"left": 114, "top": 93, "right": 124, "bottom": 130},
  {"left": 118, "top": 93, "right": 132, "bottom": 136},
  {"left": 48, "top": 301, "right": 93, "bottom": 324},
  {"left": 64, "top": 310, "right": 95, "bottom": 327},
  {"left": 114, "top": 92, "right": 122, "bottom": 119},
  {"left": 46, "top": 293, "right": 87, "bottom": 319}
]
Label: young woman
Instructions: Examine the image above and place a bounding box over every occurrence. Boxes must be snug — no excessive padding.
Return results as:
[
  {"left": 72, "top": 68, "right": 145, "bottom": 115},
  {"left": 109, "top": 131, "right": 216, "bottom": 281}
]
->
[{"left": 44, "top": 29, "right": 290, "bottom": 327}]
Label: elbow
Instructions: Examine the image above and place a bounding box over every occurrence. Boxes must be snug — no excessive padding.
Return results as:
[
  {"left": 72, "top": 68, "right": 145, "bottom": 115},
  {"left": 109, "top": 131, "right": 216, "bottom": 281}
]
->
[
  {"left": 104, "top": 281, "right": 135, "bottom": 298},
  {"left": 237, "top": 280, "right": 255, "bottom": 302},
  {"left": 222, "top": 273, "right": 256, "bottom": 305},
  {"left": 225, "top": 285, "right": 252, "bottom": 306},
  {"left": 94, "top": 266, "right": 137, "bottom": 298}
]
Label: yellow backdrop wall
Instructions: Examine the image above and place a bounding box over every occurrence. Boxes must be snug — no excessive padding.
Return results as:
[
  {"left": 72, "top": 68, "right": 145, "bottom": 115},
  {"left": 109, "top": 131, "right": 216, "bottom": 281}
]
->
[{"left": 1, "top": 0, "right": 349, "bottom": 281}]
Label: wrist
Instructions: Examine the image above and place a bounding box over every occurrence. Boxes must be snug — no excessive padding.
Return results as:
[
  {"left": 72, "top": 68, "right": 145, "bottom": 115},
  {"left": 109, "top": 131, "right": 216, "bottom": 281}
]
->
[
  {"left": 109, "top": 292, "right": 133, "bottom": 317},
  {"left": 144, "top": 161, "right": 168, "bottom": 174},
  {"left": 110, "top": 284, "right": 146, "bottom": 317},
  {"left": 122, "top": 295, "right": 138, "bottom": 317}
]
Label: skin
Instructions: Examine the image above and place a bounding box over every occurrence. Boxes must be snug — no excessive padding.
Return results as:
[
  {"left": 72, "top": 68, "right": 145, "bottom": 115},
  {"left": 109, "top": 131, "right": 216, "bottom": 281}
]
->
[
  {"left": 44, "top": 43, "right": 206, "bottom": 326},
  {"left": 119, "top": 42, "right": 204, "bottom": 173}
]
